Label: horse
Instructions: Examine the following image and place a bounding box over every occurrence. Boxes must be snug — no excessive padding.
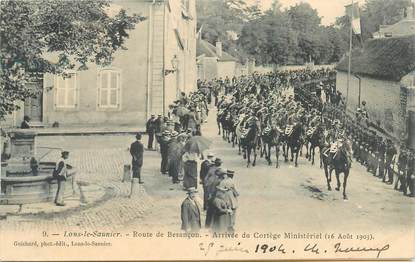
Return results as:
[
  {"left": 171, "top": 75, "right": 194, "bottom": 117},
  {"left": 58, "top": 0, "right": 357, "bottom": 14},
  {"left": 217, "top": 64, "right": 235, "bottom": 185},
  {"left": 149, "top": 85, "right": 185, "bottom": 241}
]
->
[
  {"left": 240, "top": 123, "right": 259, "bottom": 168},
  {"left": 305, "top": 124, "right": 325, "bottom": 165},
  {"left": 321, "top": 140, "right": 352, "bottom": 199},
  {"left": 216, "top": 109, "right": 226, "bottom": 135},
  {"left": 261, "top": 125, "right": 282, "bottom": 168},
  {"left": 283, "top": 123, "right": 303, "bottom": 167}
]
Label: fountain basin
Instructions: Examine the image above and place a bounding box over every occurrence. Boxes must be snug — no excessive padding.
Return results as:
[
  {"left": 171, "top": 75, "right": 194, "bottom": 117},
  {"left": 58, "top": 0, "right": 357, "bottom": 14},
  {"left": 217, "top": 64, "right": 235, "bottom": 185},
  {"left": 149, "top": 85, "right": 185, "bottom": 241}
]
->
[{"left": 0, "top": 162, "right": 76, "bottom": 205}]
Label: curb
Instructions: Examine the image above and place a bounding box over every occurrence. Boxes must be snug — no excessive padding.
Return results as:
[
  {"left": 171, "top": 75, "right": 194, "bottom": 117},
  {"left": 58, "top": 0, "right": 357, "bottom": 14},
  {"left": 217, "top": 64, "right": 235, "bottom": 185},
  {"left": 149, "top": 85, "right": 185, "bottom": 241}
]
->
[{"left": 35, "top": 130, "right": 146, "bottom": 136}]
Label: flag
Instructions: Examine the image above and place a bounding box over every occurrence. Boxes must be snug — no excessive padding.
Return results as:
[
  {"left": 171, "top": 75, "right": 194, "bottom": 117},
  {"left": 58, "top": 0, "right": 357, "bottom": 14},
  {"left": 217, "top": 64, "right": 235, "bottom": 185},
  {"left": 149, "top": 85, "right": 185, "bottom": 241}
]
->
[
  {"left": 345, "top": 2, "right": 361, "bottom": 35},
  {"left": 196, "top": 25, "right": 203, "bottom": 39}
]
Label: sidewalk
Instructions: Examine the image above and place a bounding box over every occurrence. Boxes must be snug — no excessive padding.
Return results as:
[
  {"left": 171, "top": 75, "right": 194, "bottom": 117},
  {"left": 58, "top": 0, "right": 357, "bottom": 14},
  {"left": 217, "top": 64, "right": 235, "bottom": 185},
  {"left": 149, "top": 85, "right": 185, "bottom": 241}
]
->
[{"left": 31, "top": 125, "right": 145, "bottom": 136}]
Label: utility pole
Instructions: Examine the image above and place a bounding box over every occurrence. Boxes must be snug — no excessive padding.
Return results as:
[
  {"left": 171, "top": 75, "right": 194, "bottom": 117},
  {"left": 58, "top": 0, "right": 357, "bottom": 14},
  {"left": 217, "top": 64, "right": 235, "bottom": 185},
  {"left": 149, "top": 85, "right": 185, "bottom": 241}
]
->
[{"left": 346, "top": 0, "right": 354, "bottom": 111}]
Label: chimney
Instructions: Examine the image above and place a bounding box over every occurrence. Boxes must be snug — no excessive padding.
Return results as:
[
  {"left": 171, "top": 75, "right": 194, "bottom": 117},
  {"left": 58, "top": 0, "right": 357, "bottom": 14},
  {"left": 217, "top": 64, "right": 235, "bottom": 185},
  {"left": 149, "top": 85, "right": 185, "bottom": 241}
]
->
[
  {"left": 407, "top": 5, "right": 414, "bottom": 20},
  {"left": 215, "top": 41, "right": 222, "bottom": 58}
]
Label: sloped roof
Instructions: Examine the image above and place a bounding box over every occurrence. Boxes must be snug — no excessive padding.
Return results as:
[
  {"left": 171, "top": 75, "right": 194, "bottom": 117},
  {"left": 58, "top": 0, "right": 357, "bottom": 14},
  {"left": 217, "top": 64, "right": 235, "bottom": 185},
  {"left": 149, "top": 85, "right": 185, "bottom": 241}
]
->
[
  {"left": 336, "top": 35, "right": 415, "bottom": 81},
  {"left": 196, "top": 38, "right": 238, "bottom": 62}
]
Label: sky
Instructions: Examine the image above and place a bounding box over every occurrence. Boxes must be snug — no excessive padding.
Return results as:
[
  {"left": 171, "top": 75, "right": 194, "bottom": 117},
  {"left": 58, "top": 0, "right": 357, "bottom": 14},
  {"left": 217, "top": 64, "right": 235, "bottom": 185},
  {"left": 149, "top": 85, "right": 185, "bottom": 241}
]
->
[{"left": 248, "top": 0, "right": 366, "bottom": 25}]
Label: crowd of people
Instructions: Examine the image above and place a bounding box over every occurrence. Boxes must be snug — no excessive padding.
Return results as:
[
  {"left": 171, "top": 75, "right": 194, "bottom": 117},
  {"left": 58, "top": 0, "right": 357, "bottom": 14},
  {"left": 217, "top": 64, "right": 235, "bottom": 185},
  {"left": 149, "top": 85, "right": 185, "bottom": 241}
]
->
[
  {"left": 141, "top": 88, "right": 240, "bottom": 233},
  {"left": 197, "top": 67, "right": 414, "bottom": 198}
]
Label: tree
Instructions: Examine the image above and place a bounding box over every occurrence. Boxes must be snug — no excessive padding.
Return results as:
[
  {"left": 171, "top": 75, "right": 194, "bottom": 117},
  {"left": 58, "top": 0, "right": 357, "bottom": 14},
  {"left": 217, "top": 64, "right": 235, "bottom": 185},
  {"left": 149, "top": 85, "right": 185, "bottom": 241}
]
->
[
  {"left": 286, "top": 3, "right": 322, "bottom": 64},
  {"left": 0, "top": 0, "right": 145, "bottom": 119},
  {"left": 196, "top": 0, "right": 258, "bottom": 60}
]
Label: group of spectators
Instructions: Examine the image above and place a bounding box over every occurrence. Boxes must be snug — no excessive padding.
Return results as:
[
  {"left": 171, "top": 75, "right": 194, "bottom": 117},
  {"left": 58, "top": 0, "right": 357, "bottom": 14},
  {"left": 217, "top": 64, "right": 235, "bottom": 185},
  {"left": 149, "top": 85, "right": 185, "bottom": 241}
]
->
[
  {"left": 181, "top": 154, "right": 239, "bottom": 233},
  {"left": 142, "top": 87, "right": 241, "bottom": 233}
]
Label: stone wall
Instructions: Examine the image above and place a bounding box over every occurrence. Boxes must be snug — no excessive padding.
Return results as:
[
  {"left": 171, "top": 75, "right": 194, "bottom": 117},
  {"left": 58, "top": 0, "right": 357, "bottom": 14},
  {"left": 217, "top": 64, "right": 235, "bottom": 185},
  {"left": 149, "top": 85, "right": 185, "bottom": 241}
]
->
[{"left": 336, "top": 71, "right": 407, "bottom": 140}]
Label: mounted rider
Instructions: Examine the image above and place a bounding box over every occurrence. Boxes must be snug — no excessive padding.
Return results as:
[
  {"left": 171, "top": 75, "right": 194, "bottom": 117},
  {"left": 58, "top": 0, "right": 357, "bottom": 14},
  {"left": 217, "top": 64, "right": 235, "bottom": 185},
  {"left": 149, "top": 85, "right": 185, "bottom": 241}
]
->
[{"left": 321, "top": 119, "right": 352, "bottom": 168}]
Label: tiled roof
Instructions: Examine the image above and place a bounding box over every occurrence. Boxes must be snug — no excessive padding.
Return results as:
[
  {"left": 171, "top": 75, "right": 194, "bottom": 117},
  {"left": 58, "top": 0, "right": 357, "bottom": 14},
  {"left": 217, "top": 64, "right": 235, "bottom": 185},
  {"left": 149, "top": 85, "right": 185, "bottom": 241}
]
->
[
  {"left": 336, "top": 35, "right": 415, "bottom": 81},
  {"left": 196, "top": 38, "right": 238, "bottom": 62}
]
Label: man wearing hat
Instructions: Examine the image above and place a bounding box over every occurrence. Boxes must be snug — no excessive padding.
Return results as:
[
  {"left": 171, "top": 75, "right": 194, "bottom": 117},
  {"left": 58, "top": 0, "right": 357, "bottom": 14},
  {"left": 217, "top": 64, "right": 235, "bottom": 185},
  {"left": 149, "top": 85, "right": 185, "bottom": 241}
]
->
[
  {"left": 200, "top": 153, "right": 215, "bottom": 209},
  {"left": 205, "top": 164, "right": 225, "bottom": 228},
  {"left": 219, "top": 170, "right": 239, "bottom": 232},
  {"left": 181, "top": 187, "right": 202, "bottom": 233},
  {"left": 168, "top": 131, "right": 182, "bottom": 183},
  {"left": 146, "top": 114, "right": 157, "bottom": 150},
  {"left": 211, "top": 183, "right": 232, "bottom": 233},
  {"left": 159, "top": 130, "right": 171, "bottom": 175},
  {"left": 154, "top": 114, "right": 164, "bottom": 151},
  {"left": 200, "top": 153, "right": 214, "bottom": 184},
  {"left": 54, "top": 151, "right": 70, "bottom": 206},
  {"left": 129, "top": 133, "right": 144, "bottom": 197}
]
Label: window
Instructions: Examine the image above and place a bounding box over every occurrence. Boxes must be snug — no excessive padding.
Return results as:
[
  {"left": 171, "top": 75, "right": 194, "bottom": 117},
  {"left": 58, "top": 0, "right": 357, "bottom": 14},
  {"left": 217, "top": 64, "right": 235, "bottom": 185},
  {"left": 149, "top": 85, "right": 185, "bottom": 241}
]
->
[
  {"left": 55, "top": 72, "right": 78, "bottom": 109},
  {"left": 98, "top": 69, "right": 121, "bottom": 109}
]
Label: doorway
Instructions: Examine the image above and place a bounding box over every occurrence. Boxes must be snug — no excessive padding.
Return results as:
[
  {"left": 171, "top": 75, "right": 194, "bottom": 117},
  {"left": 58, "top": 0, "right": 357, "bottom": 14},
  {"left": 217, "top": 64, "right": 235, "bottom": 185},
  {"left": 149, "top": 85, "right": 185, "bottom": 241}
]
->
[{"left": 24, "top": 79, "right": 43, "bottom": 124}]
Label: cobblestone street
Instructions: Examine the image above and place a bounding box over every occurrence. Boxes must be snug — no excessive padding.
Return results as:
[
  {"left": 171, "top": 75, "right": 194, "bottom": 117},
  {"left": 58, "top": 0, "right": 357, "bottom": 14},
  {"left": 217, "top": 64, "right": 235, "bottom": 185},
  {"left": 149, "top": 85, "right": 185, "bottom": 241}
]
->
[{"left": 1, "top": 135, "right": 157, "bottom": 232}]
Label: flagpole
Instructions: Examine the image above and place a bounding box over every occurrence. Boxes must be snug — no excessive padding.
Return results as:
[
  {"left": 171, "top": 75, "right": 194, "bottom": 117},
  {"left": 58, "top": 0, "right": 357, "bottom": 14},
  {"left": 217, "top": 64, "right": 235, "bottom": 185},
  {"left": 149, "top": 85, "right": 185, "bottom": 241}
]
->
[{"left": 346, "top": 0, "right": 354, "bottom": 112}]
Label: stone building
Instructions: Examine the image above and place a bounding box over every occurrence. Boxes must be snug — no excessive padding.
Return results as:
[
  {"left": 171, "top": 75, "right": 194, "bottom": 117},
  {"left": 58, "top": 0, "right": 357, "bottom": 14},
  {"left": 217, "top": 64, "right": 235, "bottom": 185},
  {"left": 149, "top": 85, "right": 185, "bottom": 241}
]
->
[
  {"left": 373, "top": 2, "right": 415, "bottom": 38},
  {"left": 2, "top": 0, "right": 197, "bottom": 128},
  {"left": 196, "top": 37, "right": 246, "bottom": 81},
  {"left": 336, "top": 35, "right": 415, "bottom": 148}
]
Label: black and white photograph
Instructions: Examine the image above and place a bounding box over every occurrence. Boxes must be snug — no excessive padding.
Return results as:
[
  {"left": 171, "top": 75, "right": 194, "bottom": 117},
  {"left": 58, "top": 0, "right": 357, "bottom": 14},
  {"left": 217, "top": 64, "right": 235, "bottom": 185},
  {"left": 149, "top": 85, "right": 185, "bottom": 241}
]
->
[{"left": 0, "top": 0, "right": 414, "bottom": 260}]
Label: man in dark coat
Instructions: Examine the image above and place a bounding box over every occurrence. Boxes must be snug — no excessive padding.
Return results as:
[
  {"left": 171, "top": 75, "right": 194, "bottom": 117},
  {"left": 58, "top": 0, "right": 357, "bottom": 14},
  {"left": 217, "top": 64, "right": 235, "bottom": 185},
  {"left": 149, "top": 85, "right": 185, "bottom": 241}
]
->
[
  {"left": 129, "top": 133, "right": 144, "bottom": 197},
  {"left": 181, "top": 187, "right": 202, "bottom": 232},
  {"left": 205, "top": 163, "right": 225, "bottom": 228},
  {"left": 168, "top": 131, "right": 182, "bottom": 184},
  {"left": 146, "top": 115, "right": 157, "bottom": 150},
  {"left": 200, "top": 153, "right": 214, "bottom": 184},
  {"left": 159, "top": 130, "right": 171, "bottom": 175}
]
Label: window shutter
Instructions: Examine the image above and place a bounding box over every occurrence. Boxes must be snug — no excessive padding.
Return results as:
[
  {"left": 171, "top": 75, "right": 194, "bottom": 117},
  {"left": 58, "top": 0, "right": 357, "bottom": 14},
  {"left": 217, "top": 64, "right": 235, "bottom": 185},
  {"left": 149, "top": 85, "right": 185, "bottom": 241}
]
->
[
  {"left": 117, "top": 71, "right": 121, "bottom": 108},
  {"left": 97, "top": 71, "right": 101, "bottom": 107}
]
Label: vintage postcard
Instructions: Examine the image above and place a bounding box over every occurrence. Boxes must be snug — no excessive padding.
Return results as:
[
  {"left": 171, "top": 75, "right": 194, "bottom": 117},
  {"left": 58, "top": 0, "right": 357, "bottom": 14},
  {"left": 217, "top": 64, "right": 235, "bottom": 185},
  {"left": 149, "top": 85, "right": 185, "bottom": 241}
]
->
[{"left": 0, "top": 0, "right": 414, "bottom": 260}]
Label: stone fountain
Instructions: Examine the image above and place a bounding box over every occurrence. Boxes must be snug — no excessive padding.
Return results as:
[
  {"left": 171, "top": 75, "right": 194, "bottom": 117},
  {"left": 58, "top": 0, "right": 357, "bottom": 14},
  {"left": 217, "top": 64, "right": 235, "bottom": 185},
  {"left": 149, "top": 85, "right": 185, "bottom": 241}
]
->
[{"left": 0, "top": 130, "right": 76, "bottom": 204}]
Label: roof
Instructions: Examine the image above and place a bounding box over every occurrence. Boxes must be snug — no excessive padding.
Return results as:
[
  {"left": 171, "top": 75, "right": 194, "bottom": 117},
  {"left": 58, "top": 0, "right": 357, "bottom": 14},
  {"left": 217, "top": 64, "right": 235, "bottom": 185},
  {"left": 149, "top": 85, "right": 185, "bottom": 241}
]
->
[
  {"left": 196, "top": 38, "right": 238, "bottom": 62},
  {"left": 336, "top": 35, "right": 415, "bottom": 81},
  {"left": 378, "top": 19, "right": 415, "bottom": 37}
]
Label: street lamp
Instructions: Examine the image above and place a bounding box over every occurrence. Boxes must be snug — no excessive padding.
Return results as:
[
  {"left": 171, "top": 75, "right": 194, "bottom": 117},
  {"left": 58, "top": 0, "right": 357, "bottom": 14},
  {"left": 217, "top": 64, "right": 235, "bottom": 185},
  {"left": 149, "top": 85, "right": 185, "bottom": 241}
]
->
[
  {"left": 164, "top": 55, "right": 179, "bottom": 76},
  {"left": 171, "top": 55, "right": 178, "bottom": 71}
]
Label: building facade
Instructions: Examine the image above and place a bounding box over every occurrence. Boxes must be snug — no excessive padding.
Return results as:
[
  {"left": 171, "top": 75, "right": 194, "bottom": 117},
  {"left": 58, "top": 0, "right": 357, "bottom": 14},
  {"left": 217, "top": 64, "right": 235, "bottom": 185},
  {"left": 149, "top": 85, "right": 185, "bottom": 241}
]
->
[
  {"left": 2, "top": 0, "right": 197, "bottom": 128},
  {"left": 196, "top": 38, "right": 247, "bottom": 81}
]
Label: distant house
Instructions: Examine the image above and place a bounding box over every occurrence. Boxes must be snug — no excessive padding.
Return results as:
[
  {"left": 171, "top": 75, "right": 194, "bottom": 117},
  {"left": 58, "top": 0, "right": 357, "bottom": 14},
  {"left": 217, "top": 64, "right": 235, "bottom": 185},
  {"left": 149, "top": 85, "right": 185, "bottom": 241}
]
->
[
  {"left": 336, "top": 35, "right": 415, "bottom": 148},
  {"left": 2, "top": 0, "right": 197, "bottom": 128},
  {"left": 373, "top": 4, "right": 415, "bottom": 38},
  {"left": 196, "top": 37, "right": 246, "bottom": 80}
]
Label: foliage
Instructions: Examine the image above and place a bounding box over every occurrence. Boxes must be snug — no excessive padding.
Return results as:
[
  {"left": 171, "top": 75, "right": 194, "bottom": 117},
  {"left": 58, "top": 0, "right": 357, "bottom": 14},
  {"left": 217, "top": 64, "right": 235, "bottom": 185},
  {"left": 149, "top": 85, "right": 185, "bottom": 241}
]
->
[
  {"left": 199, "top": 0, "right": 412, "bottom": 68},
  {"left": 0, "top": 0, "right": 145, "bottom": 119},
  {"left": 238, "top": 2, "right": 347, "bottom": 66},
  {"left": 196, "top": 0, "right": 259, "bottom": 61}
]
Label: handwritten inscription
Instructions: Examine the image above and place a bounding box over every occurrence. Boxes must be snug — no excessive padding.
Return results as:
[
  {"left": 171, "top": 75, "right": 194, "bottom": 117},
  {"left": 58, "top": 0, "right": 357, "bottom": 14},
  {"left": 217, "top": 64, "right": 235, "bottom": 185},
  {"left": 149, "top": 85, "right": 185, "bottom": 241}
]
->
[
  {"left": 334, "top": 242, "right": 389, "bottom": 258},
  {"left": 199, "top": 242, "right": 390, "bottom": 258},
  {"left": 199, "top": 242, "right": 249, "bottom": 256}
]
